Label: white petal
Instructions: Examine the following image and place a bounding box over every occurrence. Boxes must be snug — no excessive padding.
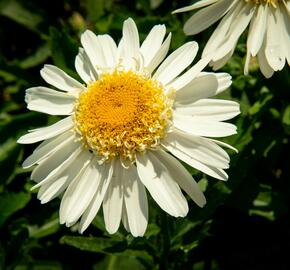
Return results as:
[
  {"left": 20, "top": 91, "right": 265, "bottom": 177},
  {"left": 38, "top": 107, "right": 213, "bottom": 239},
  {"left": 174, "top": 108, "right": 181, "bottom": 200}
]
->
[
  {"left": 215, "top": 72, "right": 232, "bottom": 93},
  {"left": 210, "top": 46, "right": 235, "bottom": 70},
  {"left": 97, "top": 35, "right": 118, "bottom": 67},
  {"left": 209, "top": 138, "right": 238, "bottom": 153},
  {"left": 183, "top": 0, "right": 234, "bottom": 35},
  {"left": 169, "top": 54, "right": 212, "bottom": 90},
  {"left": 212, "top": 3, "right": 255, "bottom": 61},
  {"left": 34, "top": 149, "right": 91, "bottom": 189},
  {"left": 202, "top": 1, "right": 242, "bottom": 57},
  {"left": 121, "top": 204, "right": 130, "bottom": 232},
  {"left": 81, "top": 31, "right": 118, "bottom": 72},
  {"left": 265, "top": 6, "right": 285, "bottom": 71},
  {"left": 140, "top": 24, "right": 166, "bottom": 67},
  {"left": 146, "top": 33, "right": 172, "bottom": 74},
  {"left": 280, "top": 5, "right": 290, "bottom": 65},
  {"left": 25, "top": 87, "right": 75, "bottom": 115},
  {"left": 123, "top": 166, "right": 148, "bottom": 237},
  {"left": 163, "top": 129, "right": 230, "bottom": 169},
  {"left": 122, "top": 18, "right": 139, "bottom": 56},
  {"left": 60, "top": 158, "right": 108, "bottom": 226},
  {"left": 136, "top": 151, "right": 188, "bottom": 217},
  {"left": 17, "top": 116, "right": 73, "bottom": 144},
  {"left": 247, "top": 4, "right": 267, "bottom": 57},
  {"left": 173, "top": 0, "right": 218, "bottom": 13},
  {"left": 22, "top": 130, "right": 74, "bottom": 168},
  {"left": 173, "top": 113, "right": 237, "bottom": 137},
  {"left": 174, "top": 73, "right": 218, "bottom": 105},
  {"left": 75, "top": 48, "right": 98, "bottom": 83},
  {"left": 162, "top": 132, "right": 228, "bottom": 181},
  {"left": 257, "top": 38, "right": 274, "bottom": 78},
  {"left": 31, "top": 137, "right": 81, "bottom": 182},
  {"left": 40, "top": 65, "right": 85, "bottom": 93},
  {"left": 81, "top": 30, "right": 104, "bottom": 72},
  {"left": 37, "top": 150, "right": 92, "bottom": 204},
  {"left": 175, "top": 99, "right": 240, "bottom": 121},
  {"left": 153, "top": 42, "right": 198, "bottom": 85},
  {"left": 156, "top": 150, "right": 206, "bottom": 207},
  {"left": 183, "top": 72, "right": 232, "bottom": 95},
  {"left": 102, "top": 159, "right": 124, "bottom": 234},
  {"left": 118, "top": 18, "right": 140, "bottom": 69},
  {"left": 284, "top": 1, "right": 290, "bottom": 14},
  {"left": 78, "top": 162, "right": 113, "bottom": 233}
]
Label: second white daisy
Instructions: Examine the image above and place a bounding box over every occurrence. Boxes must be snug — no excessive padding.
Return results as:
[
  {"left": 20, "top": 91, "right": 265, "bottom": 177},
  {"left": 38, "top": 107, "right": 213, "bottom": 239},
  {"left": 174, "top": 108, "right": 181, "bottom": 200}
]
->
[
  {"left": 18, "top": 18, "right": 239, "bottom": 237},
  {"left": 173, "top": 0, "right": 290, "bottom": 78}
]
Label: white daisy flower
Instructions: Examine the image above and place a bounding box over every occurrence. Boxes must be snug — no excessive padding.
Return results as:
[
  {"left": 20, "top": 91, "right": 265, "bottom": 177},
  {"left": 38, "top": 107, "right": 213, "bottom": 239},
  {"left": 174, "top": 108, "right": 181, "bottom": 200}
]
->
[
  {"left": 173, "top": 0, "right": 290, "bottom": 78},
  {"left": 18, "top": 18, "right": 239, "bottom": 237}
]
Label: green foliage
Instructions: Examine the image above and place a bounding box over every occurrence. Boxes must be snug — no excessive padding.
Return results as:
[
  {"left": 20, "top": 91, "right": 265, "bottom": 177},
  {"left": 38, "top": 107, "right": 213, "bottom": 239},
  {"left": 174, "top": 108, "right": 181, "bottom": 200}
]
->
[
  {"left": 0, "top": 0, "right": 42, "bottom": 32},
  {"left": 49, "top": 27, "right": 78, "bottom": 74},
  {"left": 0, "top": 0, "right": 289, "bottom": 269},
  {"left": 0, "top": 192, "right": 30, "bottom": 227}
]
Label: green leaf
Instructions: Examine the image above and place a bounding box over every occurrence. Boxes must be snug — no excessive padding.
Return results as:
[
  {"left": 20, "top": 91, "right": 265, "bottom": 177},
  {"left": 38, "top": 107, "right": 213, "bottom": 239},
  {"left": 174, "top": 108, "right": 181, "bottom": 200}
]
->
[
  {"left": 0, "top": 139, "right": 21, "bottom": 184},
  {"left": 171, "top": 220, "right": 196, "bottom": 244},
  {"left": 81, "top": 0, "right": 109, "bottom": 22},
  {"left": 91, "top": 214, "right": 106, "bottom": 232},
  {"left": 17, "top": 44, "right": 50, "bottom": 69},
  {"left": 61, "top": 235, "right": 153, "bottom": 266},
  {"left": 282, "top": 105, "right": 290, "bottom": 126},
  {"left": 0, "top": 192, "right": 30, "bottom": 227},
  {"left": 150, "top": 0, "right": 164, "bottom": 9},
  {"left": 249, "top": 209, "right": 275, "bottom": 221},
  {"left": 0, "top": 0, "right": 42, "bottom": 32},
  {"left": 60, "top": 236, "right": 127, "bottom": 254},
  {"left": 29, "top": 218, "right": 60, "bottom": 239},
  {"left": 144, "top": 223, "right": 160, "bottom": 238},
  {"left": 14, "top": 261, "right": 62, "bottom": 270},
  {"left": 49, "top": 27, "right": 79, "bottom": 74},
  {"left": 248, "top": 88, "right": 273, "bottom": 116},
  {"left": 0, "top": 112, "right": 48, "bottom": 142},
  {"left": 0, "top": 56, "right": 38, "bottom": 85},
  {"left": 94, "top": 255, "right": 146, "bottom": 270}
]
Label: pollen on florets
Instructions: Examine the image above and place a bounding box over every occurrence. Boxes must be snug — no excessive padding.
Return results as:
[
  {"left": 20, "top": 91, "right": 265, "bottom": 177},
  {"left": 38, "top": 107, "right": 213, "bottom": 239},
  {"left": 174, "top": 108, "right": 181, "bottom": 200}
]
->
[
  {"left": 73, "top": 70, "right": 174, "bottom": 165},
  {"left": 245, "top": 0, "right": 281, "bottom": 7}
]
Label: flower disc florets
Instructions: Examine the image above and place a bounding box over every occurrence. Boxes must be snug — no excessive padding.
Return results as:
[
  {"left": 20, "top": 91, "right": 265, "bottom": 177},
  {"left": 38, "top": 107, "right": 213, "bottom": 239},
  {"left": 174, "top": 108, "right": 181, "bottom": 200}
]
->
[{"left": 74, "top": 70, "right": 173, "bottom": 164}]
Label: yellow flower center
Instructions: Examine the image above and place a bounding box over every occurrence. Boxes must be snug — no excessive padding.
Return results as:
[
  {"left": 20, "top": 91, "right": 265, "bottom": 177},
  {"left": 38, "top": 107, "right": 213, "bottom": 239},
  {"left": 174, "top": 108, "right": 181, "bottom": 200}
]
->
[
  {"left": 245, "top": 0, "right": 281, "bottom": 7},
  {"left": 74, "top": 70, "right": 173, "bottom": 164}
]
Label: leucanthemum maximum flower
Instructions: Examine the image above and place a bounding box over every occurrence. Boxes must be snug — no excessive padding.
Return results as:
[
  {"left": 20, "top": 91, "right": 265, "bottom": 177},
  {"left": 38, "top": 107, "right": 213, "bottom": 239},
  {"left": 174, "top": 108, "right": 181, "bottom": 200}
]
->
[
  {"left": 18, "top": 18, "right": 240, "bottom": 237},
  {"left": 173, "top": 0, "right": 290, "bottom": 78}
]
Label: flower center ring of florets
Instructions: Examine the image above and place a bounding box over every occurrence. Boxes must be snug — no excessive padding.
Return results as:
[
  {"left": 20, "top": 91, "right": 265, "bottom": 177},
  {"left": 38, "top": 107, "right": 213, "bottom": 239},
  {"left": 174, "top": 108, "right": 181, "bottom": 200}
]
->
[
  {"left": 73, "top": 69, "right": 174, "bottom": 165},
  {"left": 245, "top": 0, "right": 282, "bottom": 7}
]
